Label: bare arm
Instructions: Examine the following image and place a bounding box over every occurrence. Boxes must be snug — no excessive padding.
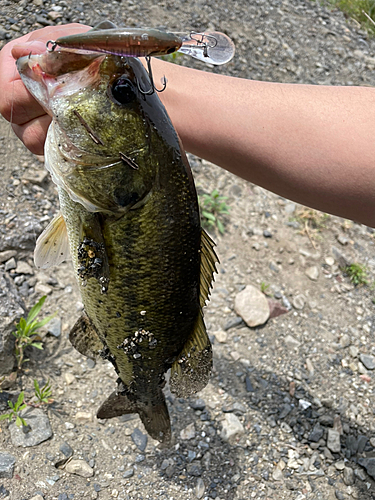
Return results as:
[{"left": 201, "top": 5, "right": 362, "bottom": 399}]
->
[{"left": 1, "top": 25, "right": 375, "bottom": 226}]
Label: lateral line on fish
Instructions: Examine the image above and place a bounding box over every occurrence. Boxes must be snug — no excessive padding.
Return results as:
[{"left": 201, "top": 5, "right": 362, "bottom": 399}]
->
[
  {"left": 73, "top": 109, "right": 104, "bottom": 145},
  {"left": 119, "top": 152, "right": 139, "bottom": 170}
]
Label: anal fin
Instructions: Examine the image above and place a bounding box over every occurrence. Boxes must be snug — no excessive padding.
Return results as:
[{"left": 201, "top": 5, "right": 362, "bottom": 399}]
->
[
  {"left": 34, "top": 211, "right": 70, "bottom": 269},
  {"left": 69, "top": 313, "right": 103, "bottom": 359},
  {"left": 170, "top": 311, "right": 212, "bottom": 398}
]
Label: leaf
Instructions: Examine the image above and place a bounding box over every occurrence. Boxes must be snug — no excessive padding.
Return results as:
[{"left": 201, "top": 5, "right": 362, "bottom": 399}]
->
[
  {"left": 18, "top": 404, "right": 27, "bottom": 412},
  {"left": 30, "top": 342, "right": 43, "bottom": 350},
  {"left": 14, "top": 392, "right": 25, "bottom": 411},
  {"left": 0, "top": 413, "right": 11, "bottom": 421},
  {"left": 8, "top": 401, "right": 14, "bottom": 410},
  {"left": 29, "top": 313, "right": 56, "bottom": 333},
  {"left": 217, "top": 219, "right": 225, "bottom": 234},
  {"left": 15, "top": 416, "right": 23, "bottom": 427},
  {"left": 202, "top": 211, "right": 216, "bottom": 222},
  {"left": 20, "top": 417, "right": 27, "bottom": 427},
  {"left": 26, "top": 296, "right": 46, "bottom": 325}
]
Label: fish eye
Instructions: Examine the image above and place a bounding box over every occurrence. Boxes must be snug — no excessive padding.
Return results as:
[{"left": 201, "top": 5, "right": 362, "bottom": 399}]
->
[{"left": 110, "top": 77, "right": 137, "bottom": 106}]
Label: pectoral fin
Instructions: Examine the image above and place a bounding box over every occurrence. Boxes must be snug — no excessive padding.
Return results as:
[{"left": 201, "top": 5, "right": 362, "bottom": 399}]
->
[
  {"left": 34, "top": 212, "right": 70, "bottom": 269},
  {"left": 199, "top": 229, "right": 218, "bottom": 308},
  {"left": 69, "top": 313, "right": 103, "bottom": 359},
  {"left": 170, "top": 312, "right": 212, "bottom": 397}
]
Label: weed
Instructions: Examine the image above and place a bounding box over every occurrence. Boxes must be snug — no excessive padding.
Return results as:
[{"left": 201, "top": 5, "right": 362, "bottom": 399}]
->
[
  {"left": 34, "top": 379, "right": 53, "bottom": 405},
  {"left": 158, "top": 51, "right": 184, "bottom": 64},
  {"left": 345, "top": 263, "right": 369, "bottom": 285},
  {"left": 13, "top": 295, "right": 55, "bottom": 371},
  {"left": 260, "top": 282, "right": 270, "bottom": 294},
  {"left": 327, "top": 0, "right": 375, "bottom": 36},
  {"left": 199, "top": 189, "right": 230, "bottom": 234},
  {"left": 0, "top": 392, "right": 27, "bottom": 427},
  {"left": 292, "top": 208, "right": 329, "bottom": 247}
]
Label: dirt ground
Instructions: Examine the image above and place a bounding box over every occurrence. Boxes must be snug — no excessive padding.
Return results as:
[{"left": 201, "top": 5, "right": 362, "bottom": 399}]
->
[{"left": 1, "top": 1, "right": 375, "bottom": 500}]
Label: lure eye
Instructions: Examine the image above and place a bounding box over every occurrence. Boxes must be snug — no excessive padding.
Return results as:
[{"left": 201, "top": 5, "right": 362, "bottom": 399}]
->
[{"left": 110, "top": 77, "right": 137, "bottom": 105}]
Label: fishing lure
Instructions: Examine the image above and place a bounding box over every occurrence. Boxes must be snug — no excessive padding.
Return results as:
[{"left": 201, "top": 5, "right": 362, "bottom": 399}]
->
[{"left": 50, "top": 22, "right": 235, "bottom": 66}]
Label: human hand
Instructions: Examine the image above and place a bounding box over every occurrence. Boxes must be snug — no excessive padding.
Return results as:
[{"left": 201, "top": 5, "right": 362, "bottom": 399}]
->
[{"left": 0, "top": 24, "right": 90, "bottom": 155}]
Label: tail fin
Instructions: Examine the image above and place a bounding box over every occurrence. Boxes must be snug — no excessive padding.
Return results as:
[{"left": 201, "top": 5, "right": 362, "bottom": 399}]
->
[{"left": 97, "top": 389, "right": 171, "bottom": 444}]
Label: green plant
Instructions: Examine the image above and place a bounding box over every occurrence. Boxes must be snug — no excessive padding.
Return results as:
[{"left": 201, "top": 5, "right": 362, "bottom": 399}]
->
[
  {"left": 0, "top": 392, "right": 27, "bottom": 427},
  {"left": 345, "top": 263, "right": 369, "bottom": 285},
  {"left": 13, "top": 296, "right": 55, "bottom": 370},
  {"left": 199, "top": 189, "right": 230, "bottom": 234},
  {"left": 34, "top": 379, "right": 53, "bottom": 405},
  {"left": 326, "top": 0, "right": 375, "bottom": 35},
  {"left": 260, "top": 282, "right": 270, "bottom": 294},
  {"left": 158, "top": 51, "right": 184, "bottom": 64}
]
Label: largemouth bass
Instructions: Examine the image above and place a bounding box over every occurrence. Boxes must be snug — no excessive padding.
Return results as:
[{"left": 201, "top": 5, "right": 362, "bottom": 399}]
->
[{"left": 17, "top": 46, "right": 217, "bottom": 444}]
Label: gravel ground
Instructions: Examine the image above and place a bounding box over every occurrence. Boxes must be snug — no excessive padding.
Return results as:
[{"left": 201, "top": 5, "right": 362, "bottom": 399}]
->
[{"left": 1, "top": 1, "right": 375, "bottom": 500}]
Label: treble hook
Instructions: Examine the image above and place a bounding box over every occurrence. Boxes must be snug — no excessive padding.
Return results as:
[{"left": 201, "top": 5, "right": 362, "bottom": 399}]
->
[{"left": 137, "top": 56, "right": 167, "bottom": 96}]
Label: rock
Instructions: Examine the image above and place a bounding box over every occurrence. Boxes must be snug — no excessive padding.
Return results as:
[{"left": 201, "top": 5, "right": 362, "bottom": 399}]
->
[
  {"left": 160, "top": 459, "right": 169, "bottom": 470},
  {"left": 64, "top": 373, "right": 75, "bottom": 385},
  {"left": 0, "top": 485, "right": 10, "bottom": 498},
  {"left": 359, "top": 353, "right": 375, "bottom": 370},
  {"left": 0, "top": 453, "right": 15, "bottom": 478},
  {"left": 358, "top": 458, "right": 375, "bottom": 479},
  {"left": 325, "top": 256, "right": 335, "bottom": 266},
  {"left": 335, "top": 490, "right": 345, "bottom": 500},
  {"left": 22, "top": 169, "right": 48, "bottom": 185},
  {"left": 357, "top": 435, "right": 368, "bottom": 454},
  {"left": 65, "top": 459, "right": 94, "bottom": 478},
  {"left": 9, "top": 407, "right": 52, "bottom": 447},
  {"left": 309, "top": 424, "right": 324, "bottom": 442},
  {"left": 35, "top": 283, "right": 52, "bottom": 295},
  {"left": 340, "top": 334, "right": 351, "bottom": 348},
  {"left": 48, "top": 10, "right": 62, "bottom": 21},
  {"left": 0, "top": 272, "right": 25, "bottom": 375},
  {"left": 190, "top": 399, "right": 206, "bottom": 411},
  {"left": 337, "top": 235, "right": 349, "bottom": 245},
  {"left": 343, "top": 466, "right": 355, "bottom": 486},
  {"left": 263, "top": 230, "right": 272, "bottom": 238},
  {"left": 332, "top": 246, "right": 350, "bottom": 268},
  {"left": 15, "top": 261, "right": 33, "bottom": 275},
  {"left": 0, "top": 215, "right": 43, "bottom": 254},
  {"left": 284, "top": 335, "right": 301, "bottom": 349},
  {"left": 327, "top": 429, "right": 341, "bottom": 453},
  {"left": 75, "top": 411, "right": 93, "bottom": 422},
  {"left": 186, "top": 462, "right": 202, "bottom": 476},
  {"left": 272, "top": 466, "right": 284, "bottom": 481},
  {"left": 305, "top": 266, "right": 319, "bottom": 281},
  {"left": 223, "top": 316, "right": 243, "bottom": 330},
  {"left": 213, "top": 330, "right": 227, "bottom": 343},
  {"left": 29, "top": 496, "right": 44, "bottom": 500},
  {"left": 245, "top": 375, "right": 255, "bottom": 392},
  {"left": 123, "top": 468, "right": 134, "bottom": 478},
  {"left": 47, "top": 317, "right": 61, "bottom": 337},
  {"left": 292, "top": 294, "right": 305, "bottom": 310},
  {"left": 220, "top": 413, "right": 244, "bottom": 441},
  {"left": 234, "top": 285, "right": 270, "bottom": 327},
  {"left": 349, "top": 345, "right": 359, "bottom": 358},
  {"left": 59, "top": 442, "right": 73, "bottom": 458},
  {"left": 279, "top": 404, "right": 292, "bottom": 419},
  {"left": 0, "top": 251, "right": 16, "bottom": 264},
  {"left": 131, "top": 428, "right": 147, "bottom": 452},
  {"left": 4, "top": 258, "right": 16, "bottom": 271},
  {"left": 268, "top": 300, "right": 289, "bottom": 319},
  {"left": 195, "top": 478, "right": 205, "bottom": 499},
  {"left": 180, "top": 423, "right": 195, "bottom": 440}
]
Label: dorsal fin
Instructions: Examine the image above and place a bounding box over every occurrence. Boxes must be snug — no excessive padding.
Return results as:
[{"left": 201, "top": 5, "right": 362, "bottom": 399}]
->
[
  {"left": 199, "top": 229, "right": 218, "bottom": 308},
  {"left": 34, "top": 212, "right": 70, "bottom": 269}
]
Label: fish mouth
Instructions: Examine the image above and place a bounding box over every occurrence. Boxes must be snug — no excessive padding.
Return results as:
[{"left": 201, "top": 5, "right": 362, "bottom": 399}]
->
[{"left": 16, "top": 50, "right": 103, "bottom": 114}]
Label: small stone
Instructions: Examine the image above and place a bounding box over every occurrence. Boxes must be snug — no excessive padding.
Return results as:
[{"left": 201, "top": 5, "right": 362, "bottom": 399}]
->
[
  {"left": 58, "top": 494, "right": 68, "bottom": 500},
  {"left": 279, "top": 404, "right": 292, "bottom": 419},
  {"left": 0, "top": 485, "right": 9, "bottom": 498},
  {"left": 349, "top": 345, "right": 359, "bottom": 358},
  {"left": 327, "top": 429, "right": 341, "bottom": 453},
  {"left": 65, "top": 373, "right": 75, "bottom": 385},
  {"left": 9, "top": 408, "right": 52, "bottom": 447},
  {"left": 245, "top": 375, "right": 255, "bottom": 392},
  {"left": 263, "top": 230, "right": 272, "bottom": 238},
  {"left": 284, "top": 203, "right": 296, "bottom": 214},
  {"left": 86, "top": 358, "right": 96, "bottom": 369},
  {"left": 0, "top": 251, "right": 16, "bottom": 264},
  {"left": 47, "top": 317, "right": 61, "bottom": 337},
  {"left": 284, "top": 335, "right": 301, "bottom": 349},
  {"left": 186, "top": 462, "right": 202, "bottom": 477},
  {"left": 292, "top": 294, "right": 305, "bottom": 310},
  {"left": 343, "top": 466, "right": 355, "bottom": 486},
  {"left": 337, "top": 235, "right": 349, "bottom": 246},
  {"left": 0, "top": 453, "right": 16, "bottom": 478},
  {"left": 35, "top": 283, "right": 52, "bottom": 295},
  {"left": 180, "top": 423, "right": 195, "bottom": 440},
  {"left": 160, "top": 459, "right": 169, "bottom": 470},
  {"left": 306, "top": 358, "right": 314, "bottom": 376},
  {"left": 22, "top": 169, "right": 48, "bottom": 184},
  {"left": 195, "top": 478, "right": 205, "bottom": 499},
  {"left": 190, "top": 399, "right": 206, "bottom": 411},
  {"left": 75, "top": 412, "right": 93, "bottom": 422},
  {"left": 268, "top": 300, "right": 289, "bottom": 319},
  {"left": 223, "top": 316, "right": 243, "bottom": 330},
  {"left": 131, "top": 428, "right": 147, "bottom": 452},
  {"left": 65, "top": 459, "right": 94, "bottom": 478},
  {"left": 4, "top": 258, "right": 16, "bottom": 271},
  {"left": 123, "top": 468, "right": 134, "bottom": 478},
  {"left": 48, "top": 11, "right": 62, "bottom": 20},
  {"left": 272, "top": 466, "right": 284, "bottom": 481},
  {"left": 340, "top": 334, "right": 351, "bottom": 348},
  {"left": 305, "top": 266, "right": 319, "bottom": 281},
  {"left": 234, "top": 285, "right": 270, "bottom": 327},
  {"left": 15, "top": 261, "right": 33, "bottom": 275},
  {"left": 335, "top": 490, "right": 345, "bottom": 500},
  {"left": 29, "top": 496, "right": 44, "bottom": 500},
  {"left": 214, "top": 330, "right": 227, "bottom": 343},
  {"left": 220, "top": 413, "right": 244, "bottom": 441},
  {"left": 325, "top": 256, "right": 335, "bottom": 266},
  {"left": 309, "top": 424, "right": 324, "bottom": 442},
  {"left": 59, "top": 442, "right": 73, "bottom": 458},
  {"left": 359, "top": 353, "right": 375, "bottom": 370},
  {"left": 357, "top": 435, "right": 368, "bottom": 453},
  {"left": 334, "top": 461, "right": 345, "bottom": 471}
]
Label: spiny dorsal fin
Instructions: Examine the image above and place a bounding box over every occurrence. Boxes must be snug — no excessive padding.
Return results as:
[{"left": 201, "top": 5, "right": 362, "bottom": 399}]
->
[
  {"left": 69, "top": 313, "right": 103, "bottom": 359},
  {"left": 34, "top": 212, "right": 70, "bottom": 269},
  {"left": 169, "top": 311, "right": 212, "bottom": 398},
  {"left": 200, "top": 229, "right": 219, "bottom": 308}
]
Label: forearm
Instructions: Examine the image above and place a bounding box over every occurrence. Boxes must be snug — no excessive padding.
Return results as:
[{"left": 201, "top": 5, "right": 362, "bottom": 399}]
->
[{"left": 154, "top": 59, "right": 375, "bottom": 226}]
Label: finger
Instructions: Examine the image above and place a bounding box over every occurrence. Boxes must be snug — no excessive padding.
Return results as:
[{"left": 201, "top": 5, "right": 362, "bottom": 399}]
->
[{"left": 12, "top": 114, "right": 52, "bottom": 156}]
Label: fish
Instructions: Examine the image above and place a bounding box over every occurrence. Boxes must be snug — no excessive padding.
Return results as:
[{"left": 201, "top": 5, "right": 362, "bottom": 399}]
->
[{"left": 16, "top": 42, "right": 217, "bottom": 444}]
